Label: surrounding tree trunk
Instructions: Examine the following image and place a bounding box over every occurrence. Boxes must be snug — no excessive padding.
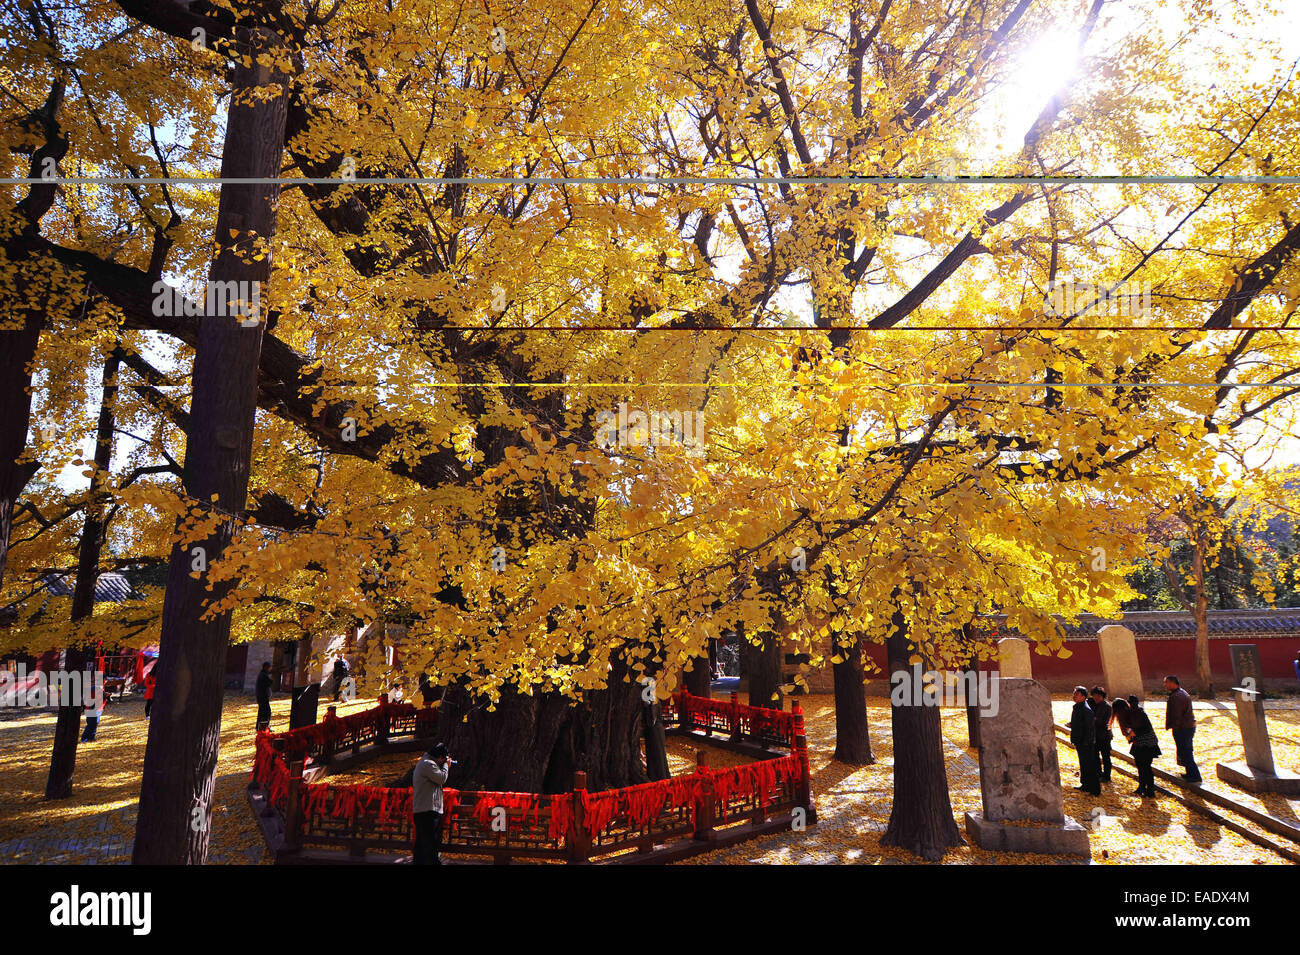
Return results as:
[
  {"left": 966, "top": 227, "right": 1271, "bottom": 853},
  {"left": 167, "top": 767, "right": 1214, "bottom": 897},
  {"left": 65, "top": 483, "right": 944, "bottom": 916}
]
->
[
  {"left": 880, "top": 610, "right": 965, "bottom": 861},
  {"left": 1, "top": 80, "right": 66, "bottom": 588},
  {"left": 743, "top": 626, "right": 783, "bottom": 708},
  {"left": 436, "top": 674, "right": 648, "bottom": 793},
  {"left": 683, "top": 646, "right": 712, "bottom": 697},
  {"left": 133, "top": 31, "right": 289, "bottom": 864},
  {"left": 831, "top": 633, "right": 874, "bottom": 764},
  {"left": 642, "top": 700, "right": 670, "bottom": 781},
  {"left": 45, "top": 351, "right": 118, "bottom": 798},
  {"left": 1192, "top": 530, "right": 1214, "bottom": 699},
  {"left": 44, "top": 648, "right": 88, "bottom": 799},
  {"left": 964, "top": 654, "right": 981, "bottom": 749},
  {"left": 0, "top": 313, "right": 42, "bottom": 590}
]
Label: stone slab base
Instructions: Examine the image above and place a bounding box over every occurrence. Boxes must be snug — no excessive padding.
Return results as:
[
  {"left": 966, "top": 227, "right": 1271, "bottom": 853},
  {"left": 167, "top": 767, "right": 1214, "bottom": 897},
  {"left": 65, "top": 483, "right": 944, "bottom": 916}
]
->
[
  {"left": 964, "top": 811, "right": 1090, "bottom": 857},
  {"left": 1216, "top": 761, "right": 1300, "bottom": 796}
]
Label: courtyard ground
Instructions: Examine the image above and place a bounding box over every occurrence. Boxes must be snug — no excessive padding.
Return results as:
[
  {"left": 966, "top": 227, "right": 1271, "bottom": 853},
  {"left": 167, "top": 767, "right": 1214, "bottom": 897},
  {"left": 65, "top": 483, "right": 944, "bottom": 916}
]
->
[{"left": 0, "top": 691, "right": 1295, "bottom": 864}]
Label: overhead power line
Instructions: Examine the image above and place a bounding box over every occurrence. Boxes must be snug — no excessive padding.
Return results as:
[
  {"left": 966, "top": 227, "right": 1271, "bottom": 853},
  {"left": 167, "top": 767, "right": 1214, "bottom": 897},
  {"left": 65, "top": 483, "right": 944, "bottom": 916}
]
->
[{"left": 5, "top": 174, "right": 1300, "bottom": 186}]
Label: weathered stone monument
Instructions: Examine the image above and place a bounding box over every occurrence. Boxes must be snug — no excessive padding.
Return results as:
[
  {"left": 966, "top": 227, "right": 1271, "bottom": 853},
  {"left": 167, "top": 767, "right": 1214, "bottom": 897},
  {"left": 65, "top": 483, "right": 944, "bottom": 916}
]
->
[
  {"left": 997, "top": 637, "right": 1032, "bottom": 679},
  {"left": 964, "top": 678, "right": 1090, "bottom": 856},
  {"left": 1097, "top": 624, "right": 1143, "bottom": 702},
  {"left": 1215, "top": 644, "right": 1300, "bottom": 795}
]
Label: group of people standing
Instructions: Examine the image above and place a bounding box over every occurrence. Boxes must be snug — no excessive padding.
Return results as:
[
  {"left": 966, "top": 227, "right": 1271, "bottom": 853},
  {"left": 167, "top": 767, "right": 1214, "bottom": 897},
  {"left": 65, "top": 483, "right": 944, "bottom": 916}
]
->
[{"left": 1068, "top": 675, "right": 1202, "bottom": 798}]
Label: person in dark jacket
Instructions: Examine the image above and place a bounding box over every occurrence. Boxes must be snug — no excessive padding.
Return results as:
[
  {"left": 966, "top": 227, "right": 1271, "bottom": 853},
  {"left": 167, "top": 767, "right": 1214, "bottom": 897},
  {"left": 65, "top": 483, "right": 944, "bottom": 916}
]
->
[
  {"left": 1068, "top": 685, "right": 1100, "bottom": 795},
  {"left": 255, "top": 662, "right": 274, "bottom": 731},
  {"left": 80, "top": 679, "right": 105, "bottom": 742},
  {"left": 1164, "top": 675, "right": 1201, "bottom": 783},
  {"left": 1113, "top": 697, "right": 1161, "bottom": 797},
  {"left": 332, "top": 657, "right": 351, "bottom": 702},
  {"left": 1090, "top": 686, "right": 1113, "bottom": 783}
]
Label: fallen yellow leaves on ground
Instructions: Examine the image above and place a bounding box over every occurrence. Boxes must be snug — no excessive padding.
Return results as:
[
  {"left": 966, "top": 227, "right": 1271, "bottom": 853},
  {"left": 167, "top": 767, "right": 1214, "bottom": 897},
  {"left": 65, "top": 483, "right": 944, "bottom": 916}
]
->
[
  {"left": 0, "top": 694, "right": 374, "bottom": 864},
  {"left": 682, "top": 694, "right": 1299, "bottom": 865},
  {"left": 0, "top": 691, "right": 1295, "bottom": 864}
]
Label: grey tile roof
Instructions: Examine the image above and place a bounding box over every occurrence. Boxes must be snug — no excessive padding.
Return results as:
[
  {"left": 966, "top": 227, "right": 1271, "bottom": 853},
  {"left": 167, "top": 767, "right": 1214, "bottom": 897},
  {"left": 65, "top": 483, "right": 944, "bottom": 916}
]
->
[
  {"left": 40, "top": 572, "right": 137, "bottom": 603},
  {"left": 988, "top": 608, "right": 1300, "bottom": 639}
]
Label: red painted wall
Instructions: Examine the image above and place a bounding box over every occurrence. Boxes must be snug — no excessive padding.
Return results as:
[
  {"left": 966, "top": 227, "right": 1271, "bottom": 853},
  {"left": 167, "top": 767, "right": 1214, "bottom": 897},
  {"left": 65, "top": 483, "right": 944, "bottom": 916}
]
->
[{"left": 857, "top": 636, "right": 1300, "bottom": 690}]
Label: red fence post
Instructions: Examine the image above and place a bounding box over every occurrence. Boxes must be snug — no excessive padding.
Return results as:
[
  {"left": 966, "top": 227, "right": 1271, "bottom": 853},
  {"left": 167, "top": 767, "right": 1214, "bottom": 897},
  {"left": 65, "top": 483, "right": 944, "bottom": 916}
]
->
[
  {"left": 377, "top": 693, "right": 390, "bottom": 745},
  {"left": 694, "top": 750, "right": 717, "bottom": 842},
  {"left": 284, "top": 758, "right": 305, "bottom": 851},
  {"left": 569, "top": 771, "right": 590, "bottom": 864},
  {"left": 688, "top": 688, "right": 707, "bottom": 737},
  {"left": 791, "top": 700, "right": 816, "bottom": 824}
]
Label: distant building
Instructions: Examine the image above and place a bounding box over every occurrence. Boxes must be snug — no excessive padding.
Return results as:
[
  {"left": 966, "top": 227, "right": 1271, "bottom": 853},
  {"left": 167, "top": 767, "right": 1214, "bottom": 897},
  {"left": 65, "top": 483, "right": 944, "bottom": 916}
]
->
[
  {"left": 781, "top": 608, "right": 1300, "bottom": 695},
  {"left": 1, "top": 571, "right": 153, "bottom": 697},
  {"left": 39, "top": 571, "right": 138, "bottom": 603}
]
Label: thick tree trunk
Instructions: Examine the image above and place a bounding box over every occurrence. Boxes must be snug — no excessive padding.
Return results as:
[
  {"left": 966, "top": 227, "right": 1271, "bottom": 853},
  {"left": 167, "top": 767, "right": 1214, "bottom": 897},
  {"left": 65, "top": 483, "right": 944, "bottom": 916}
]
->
[
  {"left": 684, "top": 648, "right": 712, "bottom": 697},
  {"left": 880, "top": 612, "right": 964, "bottom": 861},
  {"left": 436, "top": 674, "right": 648, "bottom": 793},
  {"left": 964, "top": 654, "right": 981, "bottom": 749},
  {"left": 133, "top": 33, "right": 289, "bottom": 864},
  {"left": 831, "top": 634, "right": 874, "bottom": 764},
  {"left": 1192, "top": 533, "right": 1214, "bottom": 699},
  {"left": 643, "top": 700, "right": 670, "bottom": 781},
  {"left": 1, "top": 81, "right": 65, "bottom": 589},
  {"left": 45, "top": 351, "right": 118, "bottom": 799},
  {"left": 0, "top": 314, "right": 41, "bottom": 589},
  {"left": 743, "top": 626, "right": 783, "bottom": 708},
  {"left": 45, "top": 649, "right": 88, "bottom": 799}
]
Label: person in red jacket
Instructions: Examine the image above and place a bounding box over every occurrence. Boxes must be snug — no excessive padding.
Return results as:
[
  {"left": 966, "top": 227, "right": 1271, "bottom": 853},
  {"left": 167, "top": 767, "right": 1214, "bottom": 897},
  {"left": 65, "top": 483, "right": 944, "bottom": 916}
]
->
[{"left": 143, "top": 671, "right": 157, "bottom": 718}]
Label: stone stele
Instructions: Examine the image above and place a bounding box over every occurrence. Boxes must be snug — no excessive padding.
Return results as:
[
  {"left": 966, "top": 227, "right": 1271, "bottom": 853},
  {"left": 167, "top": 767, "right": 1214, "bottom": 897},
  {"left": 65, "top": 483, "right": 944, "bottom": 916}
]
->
[
  {"left": 965, "top": 678, "right": 1090, "bottom": 857},
  {"left": 997, "top": 637, "right": 1032, "bottom": 679},
  {"left": 1215, "top": 644, "right": 1300, "bottom": 796},
  {"left": 1096, "top": 625, "right": 1143, "bottom": 702}
]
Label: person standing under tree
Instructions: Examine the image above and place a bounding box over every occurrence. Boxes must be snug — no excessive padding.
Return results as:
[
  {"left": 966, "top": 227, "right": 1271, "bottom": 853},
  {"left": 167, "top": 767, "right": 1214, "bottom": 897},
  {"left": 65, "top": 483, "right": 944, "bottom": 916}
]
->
[
  {"left": 143, "top": 670, "right": 156, "bottom": 718},
  {"left": 1112, "top": 697, "right": 1160, "bottom": 797},
  {"left": 412, "top": 742, "right": 451, "bottom": 865},
  {"left": 80, "top": 680, "right": 105, "bottom": 742},
  {"left": 1164, "top": 675, "right": 1202, "bottom": 783},
  {"left": 255, "top": 662, "right": 274, "bottom": 732},
  {"left": 332, "top": 657, "right": 351, "bottom": 702},
  {"left": 1090, "top": 686, "right": 1113, "bottom": 783},
  {"left": 1068, "top": 686, "right": 1100, "bottom": 796}
]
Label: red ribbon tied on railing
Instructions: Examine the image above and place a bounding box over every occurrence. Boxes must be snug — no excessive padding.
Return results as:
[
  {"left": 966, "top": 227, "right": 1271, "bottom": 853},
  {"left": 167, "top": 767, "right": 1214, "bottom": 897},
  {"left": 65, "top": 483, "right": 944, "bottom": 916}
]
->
[
  {"left": 579, "top": 789, "right": 621, "bottom": 836},
  {"left": 256, "top": 699, "right": 806, "bottom": 854},
  {"left": 548, "top": 794, "right": 573, "bottom": 842}
]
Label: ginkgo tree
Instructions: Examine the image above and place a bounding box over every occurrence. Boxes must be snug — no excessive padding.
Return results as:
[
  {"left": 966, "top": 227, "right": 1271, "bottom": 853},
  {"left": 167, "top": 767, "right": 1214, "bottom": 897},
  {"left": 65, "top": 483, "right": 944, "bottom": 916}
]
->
[{"left": 5, "top": 0, "right": 1300, "bottom": 864}]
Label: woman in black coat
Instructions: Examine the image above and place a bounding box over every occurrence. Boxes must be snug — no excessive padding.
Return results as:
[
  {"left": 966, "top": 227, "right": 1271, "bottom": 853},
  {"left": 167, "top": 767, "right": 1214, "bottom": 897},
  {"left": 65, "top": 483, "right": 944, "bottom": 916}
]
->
[{"left": 1112, "top": 697, "right": 1161, "bottom": 797}]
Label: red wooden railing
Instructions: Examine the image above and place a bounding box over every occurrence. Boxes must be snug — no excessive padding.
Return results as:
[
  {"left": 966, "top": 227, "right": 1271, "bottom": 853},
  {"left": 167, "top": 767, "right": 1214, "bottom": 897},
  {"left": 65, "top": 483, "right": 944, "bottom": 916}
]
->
[
  {"left": 249, "top": 694, "right": 815, "bottom": 863},
  {"left": 662, "top": 688, "right": 799, "bottom": 749}
]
